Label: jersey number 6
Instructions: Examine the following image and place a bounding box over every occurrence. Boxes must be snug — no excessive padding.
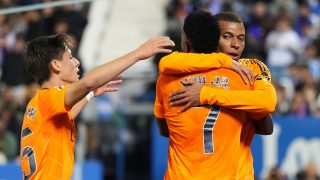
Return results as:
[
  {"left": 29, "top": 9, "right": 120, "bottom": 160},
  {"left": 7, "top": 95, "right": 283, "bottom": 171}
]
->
[{"left": 21, "top": 127, "right": 37, "bottom": 180}]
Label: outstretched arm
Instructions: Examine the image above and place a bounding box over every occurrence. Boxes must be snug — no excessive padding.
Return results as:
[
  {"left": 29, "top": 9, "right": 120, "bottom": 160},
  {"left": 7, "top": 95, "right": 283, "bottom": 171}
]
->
[
  {"left": 160, "top": 52, "right": 254, "bottom": 85},
  {"left": 65, "top": 37, "right": 175, "bottom": 109},
  {"left": 160, "top": 52, "right": 232, "bottom": 73},
  {"left": 169, "top": 78, "right": 276, "bottom": 114},
  {"left": 70, "top": 78, "right": 122, "bottom": 119}
]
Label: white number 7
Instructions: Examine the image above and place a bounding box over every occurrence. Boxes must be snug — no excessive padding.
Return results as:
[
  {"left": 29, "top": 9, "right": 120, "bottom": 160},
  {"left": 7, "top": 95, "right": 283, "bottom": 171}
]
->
[{"left": 203, "top": 105, "right": 221, "bottom": 154}]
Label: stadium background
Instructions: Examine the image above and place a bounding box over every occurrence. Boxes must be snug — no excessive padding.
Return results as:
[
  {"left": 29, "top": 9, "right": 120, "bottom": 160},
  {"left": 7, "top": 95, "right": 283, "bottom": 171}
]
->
[{"left": 0, "top": 0, "right": 320, "bottom": 179}]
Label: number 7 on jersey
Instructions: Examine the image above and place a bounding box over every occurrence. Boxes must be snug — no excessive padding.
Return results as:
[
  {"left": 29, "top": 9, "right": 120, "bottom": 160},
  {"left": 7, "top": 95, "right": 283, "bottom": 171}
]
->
[{"left": 203, "top": 105, "right": 221, "bottom": 154}]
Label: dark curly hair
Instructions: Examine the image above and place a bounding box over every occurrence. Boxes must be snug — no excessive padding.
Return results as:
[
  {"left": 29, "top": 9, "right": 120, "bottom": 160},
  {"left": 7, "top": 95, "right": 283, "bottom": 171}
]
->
[{"left": 183, "top": 10, "right": 220, "bottom": 53}]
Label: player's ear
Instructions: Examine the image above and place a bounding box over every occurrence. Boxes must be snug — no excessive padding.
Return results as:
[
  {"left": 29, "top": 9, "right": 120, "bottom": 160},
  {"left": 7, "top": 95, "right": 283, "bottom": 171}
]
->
[
  {"left": 50, "top": 59, "right": 61, "bottom": 72},
  {"left": 184, "top": 42, "right": 192, "bottom": 53},
  {"left": 181, "top": 31, "right": 191, "bottom": 53},
  {"left": 182, "top": 41, "right": 190, "bottom": 53}
]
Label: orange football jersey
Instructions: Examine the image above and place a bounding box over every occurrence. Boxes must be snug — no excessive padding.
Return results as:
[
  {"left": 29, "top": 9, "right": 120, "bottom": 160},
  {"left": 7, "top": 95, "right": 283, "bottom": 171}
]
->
[
  {"left": 160, "top": 53, "right": 276, "bottom": 114},
  {"left": 157, "top": 53, "right": 276, "bottom": 179},
  {"left": 20, "top": 85, "right": 76, "bottom": 180},
  {"left": 154, "top": 68, "right": 251, "bottom": 179}
]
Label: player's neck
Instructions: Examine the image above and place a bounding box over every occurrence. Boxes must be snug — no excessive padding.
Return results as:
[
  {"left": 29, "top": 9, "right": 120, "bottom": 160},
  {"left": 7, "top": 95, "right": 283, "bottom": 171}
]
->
[{"left": 40, "top": 75, "right": 67, "bottom": 89}]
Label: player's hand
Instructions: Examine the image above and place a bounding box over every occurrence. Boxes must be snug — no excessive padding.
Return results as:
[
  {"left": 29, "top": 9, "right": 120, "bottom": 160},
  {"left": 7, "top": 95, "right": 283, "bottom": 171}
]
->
[
  {"left": 169, "top": 79, "right": 203, "bottom": 113},
  {"left": 135, "top": 36, "right": 175, "bottom": 60},
  {"left": 93, "top": 74, "right": 123, "bottom": 96},
  {"left": 228, "top": 61, "right": 254, "bottom": 85}
]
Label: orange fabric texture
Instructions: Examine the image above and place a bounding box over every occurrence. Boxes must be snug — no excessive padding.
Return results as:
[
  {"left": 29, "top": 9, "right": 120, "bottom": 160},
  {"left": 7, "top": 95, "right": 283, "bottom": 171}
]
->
[
  {"left": 156, "top": 53, "right": 277, "bottom": 179},
  {"left": 159, "top": 52, "right": 276, "bottom": 115},
  {"left": 20, "top": 85, "right": 76, "bottom": 180},
  {"left": 159, "top": 52, "right": 233, "bottom": 74},
  {"left": 154, "top": 68, "right": 253, "bottom": 179}
]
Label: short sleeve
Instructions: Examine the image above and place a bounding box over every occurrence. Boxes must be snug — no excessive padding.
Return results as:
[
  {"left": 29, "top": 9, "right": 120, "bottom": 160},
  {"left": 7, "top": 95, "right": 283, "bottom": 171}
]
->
[
  {"left": 239, "top": 59, "right": 272, "bottom": 83},
  {"left": 159, "top": 52, "right": 233, "bottom": 74},
  {"left": 154, "top": 75, "right": 165, "bottom": 118}
]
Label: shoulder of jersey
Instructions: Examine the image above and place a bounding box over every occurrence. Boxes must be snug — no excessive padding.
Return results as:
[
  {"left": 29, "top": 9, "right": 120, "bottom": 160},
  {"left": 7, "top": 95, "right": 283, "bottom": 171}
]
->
[
  {"left": 239, "top": 58, "right": 263, "bottom": 64},
  {"left": 239, "top": 58, "right": 271, "bottom": 81},
  {"left": 239, "top": 58, "right": 268, "bottom": 70}
]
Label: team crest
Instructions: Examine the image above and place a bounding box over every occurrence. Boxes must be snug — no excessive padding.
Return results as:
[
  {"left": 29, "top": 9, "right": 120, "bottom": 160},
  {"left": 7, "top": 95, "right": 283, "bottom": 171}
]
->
[
  {"left": 25, "top": 107, "right": 36, "bottom": 120},
  {"left": 54, "top": 85, "right": 64, "bottom": 91}
]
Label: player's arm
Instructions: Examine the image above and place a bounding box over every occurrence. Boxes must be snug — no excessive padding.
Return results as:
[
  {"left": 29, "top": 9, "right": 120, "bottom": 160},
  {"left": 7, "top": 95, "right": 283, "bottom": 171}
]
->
[
  {"left": 65, "top": 37, "right": 174, "bottom": 109},
  {"left": 160, "top": 52, "right": 254, "bottom": 85},
  {"left": 70, "top": 79, "right": 122, "bottom": 119},
  {"left": 154, "top": 75, "right": 169, "bottom": 137},
  {"left": 159, "top": 52, "right": 232, "bottom": 73},
  {"left": 169, "top": 59, "right": 276, "bottom": 114},
  {"left": 169, "top": 80, "right": 275, "bottom": 136},
  {"left": 170, "top": 79, "right": 276, "bottom": 114},
  {"left": 253, "top": 114, "right": 273, "bottom": 135},
  {"left": 242, "top": 59, "right": 274, "bottom": 135},
  {"left": 156, "top": 118, "right": 169, "bottom": 137},
  {"left": 201, "top": 79, "right": 276, "bottom": 113}
]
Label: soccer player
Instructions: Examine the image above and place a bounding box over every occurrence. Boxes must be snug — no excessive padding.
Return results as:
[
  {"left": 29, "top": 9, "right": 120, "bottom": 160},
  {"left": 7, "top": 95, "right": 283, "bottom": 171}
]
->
[
  {"left": 154, "top": 10, "right": 270, "bottom": 179},
  {"left": 161, "top": 12, "right": 275, "bottom": 135},
  {"left": 157, "top": 12, "right": 276, "bottom": 178},
  {"left": 20, "top": 34, "right": 174, "bottom": 179}
]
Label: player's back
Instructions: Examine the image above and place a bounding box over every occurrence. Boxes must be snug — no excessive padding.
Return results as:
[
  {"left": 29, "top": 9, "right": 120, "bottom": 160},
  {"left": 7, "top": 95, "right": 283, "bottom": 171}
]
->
[
  {"left": 155, "top": 68, "right": 251, "bottom": 179},
  {"left": 20, "top": 87, "right": 76, "bottom": 179}
]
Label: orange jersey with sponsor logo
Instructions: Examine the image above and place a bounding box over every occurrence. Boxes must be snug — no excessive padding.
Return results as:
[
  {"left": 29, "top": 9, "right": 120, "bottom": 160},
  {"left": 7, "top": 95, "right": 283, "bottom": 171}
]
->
[
  {"left": 154, "top": 68, "right": 251, "bottom": 179},
  {"left": 20, "top": 85, "right": 77, "bottom": 180}
]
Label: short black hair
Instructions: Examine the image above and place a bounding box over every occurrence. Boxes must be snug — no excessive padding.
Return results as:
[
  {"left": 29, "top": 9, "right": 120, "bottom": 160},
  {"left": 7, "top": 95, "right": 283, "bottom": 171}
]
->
[
  {"left": 214, "top": 12, "right": 243, "bottom": 23},
  {"left": 183, "top": 10, "right": 220, "bottom": 53},
  {"left": 24, "top": 34, "right": 72, "bottom": 85}
]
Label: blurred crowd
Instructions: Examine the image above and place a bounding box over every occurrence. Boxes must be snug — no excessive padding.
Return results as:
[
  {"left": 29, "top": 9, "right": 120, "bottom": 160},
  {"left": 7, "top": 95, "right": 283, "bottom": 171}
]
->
[
  {"left": 0, "top": 0, "right": 320, "bottom": 179},
  {"left": 153, "top": 0, "right": 320, "bottom": 119},
  {"left": 153, "top": 0, "right": 320, "bottom": 179},
  {"left": 265, "top": 162, "right": 320, "bottom": 180}
]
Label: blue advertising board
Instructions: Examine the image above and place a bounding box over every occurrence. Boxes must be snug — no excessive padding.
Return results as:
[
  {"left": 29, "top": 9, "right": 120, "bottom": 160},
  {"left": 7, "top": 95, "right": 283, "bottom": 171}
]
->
[
  {"left": 0, "top": 161, "right": 103, "bottom": 180},
  {"left": 251, "top": 116, "right": 320, "bottom": 179},
  {"left": 151, "top": 116, "right": 320, "bottom": 179}
]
